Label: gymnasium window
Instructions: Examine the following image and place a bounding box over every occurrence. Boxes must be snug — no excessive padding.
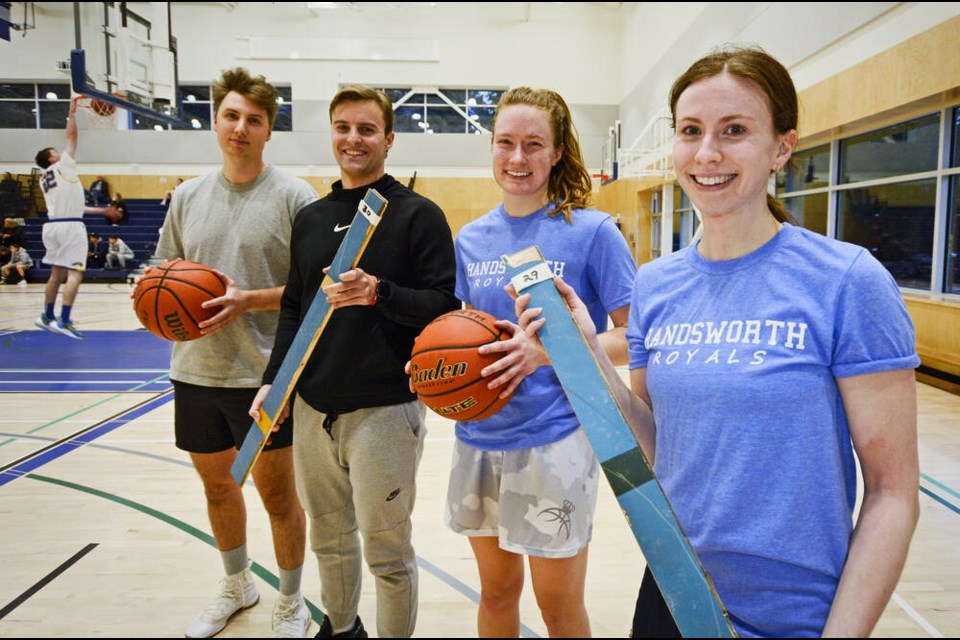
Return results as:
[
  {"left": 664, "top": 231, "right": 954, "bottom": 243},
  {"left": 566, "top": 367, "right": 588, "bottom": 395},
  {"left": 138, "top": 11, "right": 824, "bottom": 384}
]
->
[
  {"left": 375, "top": 87, "right": 504, "bottom": 134},
  {"left": 0, "top": 81, "right": 293, "bottom": 132},
  {"left": 131, "top": 84, "right": 294, "bottom": 132},
  {"left": 946, "top": 106, "right": 960, "bottom": 295},
  {"left": 672, "top": 184, "right": 697, "bottom": 251},
  {"left": 778, "top": 111, "right": 959, "bottom": 296},
  {"left": 0, "top": 81, "right": 70, "bottom": 129}
]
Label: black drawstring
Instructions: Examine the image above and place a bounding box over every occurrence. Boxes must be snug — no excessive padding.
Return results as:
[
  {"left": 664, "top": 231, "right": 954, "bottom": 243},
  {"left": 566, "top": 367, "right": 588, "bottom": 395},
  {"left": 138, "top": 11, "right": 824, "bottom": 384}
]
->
[{"left": 322, "top": 412, "right": 338, "bottom": 440}]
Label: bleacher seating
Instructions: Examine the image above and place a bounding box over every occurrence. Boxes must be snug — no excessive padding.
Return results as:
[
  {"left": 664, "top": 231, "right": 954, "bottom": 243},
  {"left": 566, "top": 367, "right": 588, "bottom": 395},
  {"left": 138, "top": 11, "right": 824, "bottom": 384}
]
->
[{"left": 22, "top": 198, "right": 167, "bottom": 283}]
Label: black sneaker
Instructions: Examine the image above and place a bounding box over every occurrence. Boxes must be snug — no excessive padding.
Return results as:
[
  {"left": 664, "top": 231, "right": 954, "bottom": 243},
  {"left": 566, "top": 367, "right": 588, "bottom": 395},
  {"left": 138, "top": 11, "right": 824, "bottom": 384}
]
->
[{"left": 315, "top": 615, "right": 367, "bottom": 638}]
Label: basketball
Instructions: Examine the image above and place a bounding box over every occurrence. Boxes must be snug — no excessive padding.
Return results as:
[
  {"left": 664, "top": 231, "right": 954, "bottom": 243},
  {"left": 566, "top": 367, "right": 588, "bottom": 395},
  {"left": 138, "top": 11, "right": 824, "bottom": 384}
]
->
[
  {"left": 90, "top": 98, "right": 116, "bottom": 117},
  {"left": 410, "top": 309, "right": 514, "bottom": 421},
  {"left": 132, "top": 259, "right": 226, "bottom": 342}
]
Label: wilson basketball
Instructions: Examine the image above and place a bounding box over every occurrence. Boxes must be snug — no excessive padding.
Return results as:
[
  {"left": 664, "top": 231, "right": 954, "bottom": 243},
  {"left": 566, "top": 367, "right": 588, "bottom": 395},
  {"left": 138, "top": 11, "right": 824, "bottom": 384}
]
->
[
  {"left": 410, "top": 309, "right": 514, "bottom": 421},
  {"left": 132, "top": 259, "right": 225, "bottom": 342}
]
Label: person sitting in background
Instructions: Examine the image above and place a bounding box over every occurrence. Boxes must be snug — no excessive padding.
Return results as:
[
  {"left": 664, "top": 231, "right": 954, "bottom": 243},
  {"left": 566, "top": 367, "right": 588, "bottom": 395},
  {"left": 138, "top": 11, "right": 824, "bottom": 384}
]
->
[
  {"left": 2, "top": 217, "right": 27, "bottom": 248},
  {"left": 161, "top": 177, "right": 183, "bottom": 207},
  {"left": 87, "top": 232, "right": 105, "bottom": 269},
  {"left": 105, "top": 234, "right": 134, "bottom": 269},
  {"left": 108, "top": 192, "right": 129, "bottom": 225},
  {"left": 2, "top": 217, "right": 27, "bottom": 265},
  {"left": 88, "top": 175, "right": 111, "bottom": 206},
  {"left": 1, "top": 240, "right": 33, "bottom": 286},
  {"left": 0, "top": 172, "right": 19, "bottom": 212}
]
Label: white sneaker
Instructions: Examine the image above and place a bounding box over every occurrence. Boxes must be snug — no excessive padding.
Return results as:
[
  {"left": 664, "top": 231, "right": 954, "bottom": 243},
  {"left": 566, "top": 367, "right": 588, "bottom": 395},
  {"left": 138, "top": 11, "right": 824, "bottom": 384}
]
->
[
  {"left": 17, "top": 280, "right": 27, "bottom": 287},
  {"left": 185, "top": 565, "right": 260, "bottom": 638},
  {"left": 271, "top": 593, "right": 311, "bottom": 637},
  {"left": 34, "top": 315, "right": 57, "bottom": 333}
]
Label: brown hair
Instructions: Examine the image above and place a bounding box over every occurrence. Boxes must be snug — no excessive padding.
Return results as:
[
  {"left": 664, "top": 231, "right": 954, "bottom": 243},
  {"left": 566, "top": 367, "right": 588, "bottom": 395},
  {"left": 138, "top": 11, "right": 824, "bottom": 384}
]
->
[
  {"left": 669, "top": 46, "right": 797, "bottom": 224},
  {"left": 213, "top": 67, "right": 279, "bottom": 126},
  {"left": 34, "top": 147, "right": 56, "bottom": 169},
  {"left": 493, "top": 87, "right": 592, "bottom": 223},
  {"left": 329, "top": 86, "right": 394, "bottom": 135}
]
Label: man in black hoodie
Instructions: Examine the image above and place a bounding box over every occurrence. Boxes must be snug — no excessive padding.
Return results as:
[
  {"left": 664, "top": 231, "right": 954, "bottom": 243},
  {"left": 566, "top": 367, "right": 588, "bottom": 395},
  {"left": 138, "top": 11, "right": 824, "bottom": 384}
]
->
[{"left": 252, "top": 86, "right": 458, "bottom": 639}]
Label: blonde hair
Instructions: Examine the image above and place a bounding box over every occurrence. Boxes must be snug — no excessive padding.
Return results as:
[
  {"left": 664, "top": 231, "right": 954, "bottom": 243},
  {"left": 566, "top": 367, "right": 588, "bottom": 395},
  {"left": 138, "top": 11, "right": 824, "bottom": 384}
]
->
[{"left": 494, "top": 87, "right": 592, "bottom": 223}]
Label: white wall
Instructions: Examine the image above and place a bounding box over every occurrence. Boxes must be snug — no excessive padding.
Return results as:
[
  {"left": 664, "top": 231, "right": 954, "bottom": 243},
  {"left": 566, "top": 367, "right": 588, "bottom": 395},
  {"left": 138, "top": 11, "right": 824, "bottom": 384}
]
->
[
  {"left": 615, "top": 2, "right": 960, "bottom": 154},
  {"left": 2, "top": 2, "right": 959, "bottom": 176},
  {"left": 0, "top": 2, "right": 623, "bottom": 173}
]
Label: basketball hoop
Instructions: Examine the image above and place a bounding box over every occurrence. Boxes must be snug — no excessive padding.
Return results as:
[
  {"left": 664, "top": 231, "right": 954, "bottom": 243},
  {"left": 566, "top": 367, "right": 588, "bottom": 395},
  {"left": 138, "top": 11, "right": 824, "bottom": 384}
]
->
[{"left": 73, "top": 94, "right": 121, "bottom": 131}]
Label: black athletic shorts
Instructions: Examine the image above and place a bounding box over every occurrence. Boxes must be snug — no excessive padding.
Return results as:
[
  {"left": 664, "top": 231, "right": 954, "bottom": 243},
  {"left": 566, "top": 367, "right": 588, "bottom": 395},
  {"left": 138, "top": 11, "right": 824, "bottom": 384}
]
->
[
  {"left": 172, "top": 380, "right": 293, "bottom": 453},
  {"left": 630, "top": 566, "right": 681, "bottom": 638}
]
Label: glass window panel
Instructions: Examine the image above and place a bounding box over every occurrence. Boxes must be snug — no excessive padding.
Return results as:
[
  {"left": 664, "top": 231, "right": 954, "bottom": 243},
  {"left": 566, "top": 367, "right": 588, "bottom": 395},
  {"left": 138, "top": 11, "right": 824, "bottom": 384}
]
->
[
  {"left": 426, "top": 106, "right": 465, "bottom": 134},
  {"left": 438, "top": 89, "right": 465, "bottom": 104},
  {"left": 469, "top": 89, "right": 503, "bottom": 106},
  {"left": 783, "top": 192, "right": 828, "bottom": 236},
  {"left": 179, "top": 84, "right": 210, "bottom": 102},
  {"left": 837, "top": 179, "right": 936, "bottom": 289},
  {"left": 37, "top": 83, "right": 70, "bottom": 100},
  {"left": 173, "top": 102, "right": 211, "bottom": 130},
  {"left": 39, "top": 102, "right": 70, "bottom": 129},
  {"left": 276, "top": 86, "right": 292, "bottom": 102},
  {"left": 945, "top": 175, "right": 960, "bottom": 294},
  {"left": 130, "top": 112, "right": 168, "bottom": 130},
  {"left": 0, "top": 83, "right": 36, "bottom": 99},
  {"left": 779, "top": 144, "right": 830, "bottom": 193},
  {"left": 839, "top": 113, "right": 939, "bottom": 183},
  {"left": 0, "top": 101, "right": 38, "bottom": 128},
  {"left": 953, "top": 106, "right": 960, "bottom": 168},
  {"left": 392, "top": 92, "right": 428, "bottom": 106},
  {"left": 381, "top": 88, "right": 408, "bottom": 103},
  {"left": 394, "top": 105, "right": 424, "bottom": 133},
  {"left": 674, "top": 183, "right": 693, "bottom": 211},
  {"left": 274, "top": 103, "right": 292, "bottom": 132},
  {"left": 426, "top": 92, "right": 449, "bottom": 105},
  {"left": 467, "top": 106, "right": 494, "bottom": 133}
]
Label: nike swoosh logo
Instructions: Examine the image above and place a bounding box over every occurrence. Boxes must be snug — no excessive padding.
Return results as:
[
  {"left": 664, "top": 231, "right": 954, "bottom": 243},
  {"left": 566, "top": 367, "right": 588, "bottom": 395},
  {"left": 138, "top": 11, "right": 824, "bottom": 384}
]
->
[
  {"left": 386, "top": 488, "right": 402, "bottom": 502},
  {"left": 334, "top": 223, "right": 351, "bottom": 233}
]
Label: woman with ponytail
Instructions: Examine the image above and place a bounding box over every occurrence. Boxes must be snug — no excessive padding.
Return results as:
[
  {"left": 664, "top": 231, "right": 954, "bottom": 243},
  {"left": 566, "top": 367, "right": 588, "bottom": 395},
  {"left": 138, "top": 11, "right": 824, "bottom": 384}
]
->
[{"left": 445, "top": 86, "right": 636, "bottom": 637}]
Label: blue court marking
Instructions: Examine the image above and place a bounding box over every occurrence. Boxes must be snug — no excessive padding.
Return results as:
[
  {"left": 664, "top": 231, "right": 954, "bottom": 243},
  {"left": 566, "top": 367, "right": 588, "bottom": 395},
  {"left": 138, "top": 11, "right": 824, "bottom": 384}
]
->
[
  {"left": 922, "top": 472, "right": 960, "bottom": 500},
  {"left": 920, "top": 473, "right": 960, "bottom": 516},
  {"left": 920, "top": 486, "right": 960, "bottom": 515},
  {"left": 0, "top": 391, "right": 174, "bottom": 487},
  {"left": 0, "top": 330, "right": 172, "bottom": 392}
]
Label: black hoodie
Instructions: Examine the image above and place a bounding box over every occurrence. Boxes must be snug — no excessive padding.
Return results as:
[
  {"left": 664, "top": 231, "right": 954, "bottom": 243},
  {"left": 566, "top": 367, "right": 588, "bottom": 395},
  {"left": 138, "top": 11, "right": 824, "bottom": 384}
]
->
[{"left": 263, "top": 174, "right": 459, "bottom": 413}]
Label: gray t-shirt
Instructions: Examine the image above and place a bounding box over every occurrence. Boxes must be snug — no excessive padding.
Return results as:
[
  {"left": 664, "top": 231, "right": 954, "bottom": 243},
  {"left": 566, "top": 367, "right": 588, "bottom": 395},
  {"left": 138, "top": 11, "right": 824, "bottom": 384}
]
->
[{"left": 157, "top": 165, "right": 317, "bottom": 387}]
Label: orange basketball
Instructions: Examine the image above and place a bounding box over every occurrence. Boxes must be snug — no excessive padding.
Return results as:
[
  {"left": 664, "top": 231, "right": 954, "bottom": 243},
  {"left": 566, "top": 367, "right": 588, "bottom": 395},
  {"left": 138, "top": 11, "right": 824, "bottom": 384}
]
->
[
  {"left": 410, "top": 309, "right": 514, "bottom": 421},
  {"left": 132, "top": 259, "right": 226, "bottom": 342},
  {"left": 90, "top": 98, "right": 116, "bottom": 117}
]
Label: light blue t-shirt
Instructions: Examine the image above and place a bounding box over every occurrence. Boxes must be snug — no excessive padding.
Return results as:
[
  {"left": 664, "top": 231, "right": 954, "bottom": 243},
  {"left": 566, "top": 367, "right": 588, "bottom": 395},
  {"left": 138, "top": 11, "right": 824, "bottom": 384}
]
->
[
  {"left": 626, "top": 223, "right": 919, "bottom": 637},
  {"left": 455, "top": 203, "right": 636, "bottom": 450}
]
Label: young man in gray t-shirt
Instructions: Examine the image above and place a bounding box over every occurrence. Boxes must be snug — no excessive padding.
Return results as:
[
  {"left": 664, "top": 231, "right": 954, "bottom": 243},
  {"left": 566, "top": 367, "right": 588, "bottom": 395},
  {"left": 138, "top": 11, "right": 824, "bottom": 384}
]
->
[{"left": 154, "top": 68, "right": 317, "bottom": 639}]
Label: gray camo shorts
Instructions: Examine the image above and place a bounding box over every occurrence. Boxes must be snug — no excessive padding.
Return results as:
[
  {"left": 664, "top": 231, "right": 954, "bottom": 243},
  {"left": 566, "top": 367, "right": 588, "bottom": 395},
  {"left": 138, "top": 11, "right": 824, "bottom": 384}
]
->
[{"left": 445, "top": 427, "right": 599, "bottom": 558}]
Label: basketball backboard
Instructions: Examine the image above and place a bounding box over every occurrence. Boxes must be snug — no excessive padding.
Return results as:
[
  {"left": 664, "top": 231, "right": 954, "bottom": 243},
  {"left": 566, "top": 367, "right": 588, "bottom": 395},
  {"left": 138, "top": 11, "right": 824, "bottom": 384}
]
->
[{"left": 70, "top": 2, "right": 183, "bottom": 126}]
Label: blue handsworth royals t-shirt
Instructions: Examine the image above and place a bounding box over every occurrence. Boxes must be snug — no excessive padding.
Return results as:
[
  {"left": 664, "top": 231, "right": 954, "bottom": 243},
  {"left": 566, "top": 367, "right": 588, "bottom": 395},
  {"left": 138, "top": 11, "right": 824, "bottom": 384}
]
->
[
  {"left": 454, "top": 203, "right": 636, "bottom": 451},
  {"left": 626, "top": 223, "right": 919, "bottom": 637}
]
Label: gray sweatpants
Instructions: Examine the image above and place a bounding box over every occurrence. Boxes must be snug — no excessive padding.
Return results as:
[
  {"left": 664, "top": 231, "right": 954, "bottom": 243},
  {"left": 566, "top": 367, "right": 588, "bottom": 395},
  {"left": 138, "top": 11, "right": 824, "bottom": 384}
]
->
[{"left": 292, "top": 398, "right": 426, "bottom": 638}]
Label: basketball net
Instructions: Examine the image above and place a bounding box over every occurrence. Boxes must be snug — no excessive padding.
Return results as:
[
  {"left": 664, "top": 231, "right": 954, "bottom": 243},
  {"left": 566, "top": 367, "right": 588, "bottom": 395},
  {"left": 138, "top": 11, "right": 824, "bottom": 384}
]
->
[{"left": 72, "top": 94, "right": 122, "bottom": 131}]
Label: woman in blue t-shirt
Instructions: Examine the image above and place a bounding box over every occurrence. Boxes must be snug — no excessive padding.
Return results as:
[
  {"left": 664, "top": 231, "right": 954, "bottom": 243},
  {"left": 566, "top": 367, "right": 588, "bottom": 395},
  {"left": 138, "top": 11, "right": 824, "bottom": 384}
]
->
[
  {"left": 449, "top": 87, "right": 636, "bottom": 637},
  {"left": 517, "top": 47, "right": 920, "bottom": 638}
]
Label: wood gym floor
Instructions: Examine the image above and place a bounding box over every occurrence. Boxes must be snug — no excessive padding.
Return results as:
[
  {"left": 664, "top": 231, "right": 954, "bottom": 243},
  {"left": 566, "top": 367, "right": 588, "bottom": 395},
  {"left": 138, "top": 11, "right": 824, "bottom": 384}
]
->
[{"left": 0, "top": 282, "right": 956, "bottom": 638}]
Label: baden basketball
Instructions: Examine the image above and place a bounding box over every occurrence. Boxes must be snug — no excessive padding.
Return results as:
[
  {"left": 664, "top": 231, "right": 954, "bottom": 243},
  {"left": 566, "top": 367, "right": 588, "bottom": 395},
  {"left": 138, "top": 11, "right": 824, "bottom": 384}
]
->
[
  {"left": 132, "top": 259, "right": 225, "bottom": 342},
  {"left": 410, "top": 309, "right": 514, "bottom": 421}
]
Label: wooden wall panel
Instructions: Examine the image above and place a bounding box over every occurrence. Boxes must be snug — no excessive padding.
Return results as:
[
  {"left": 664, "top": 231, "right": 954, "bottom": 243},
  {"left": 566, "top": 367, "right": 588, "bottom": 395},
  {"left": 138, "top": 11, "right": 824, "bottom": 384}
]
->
[
  {"left": 905, "top": 297, "right": 960, "bottom": 392},
  {"left": 799, "top": 15, "right": 960, "bottom": 140}
]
